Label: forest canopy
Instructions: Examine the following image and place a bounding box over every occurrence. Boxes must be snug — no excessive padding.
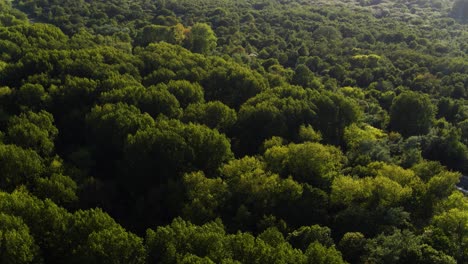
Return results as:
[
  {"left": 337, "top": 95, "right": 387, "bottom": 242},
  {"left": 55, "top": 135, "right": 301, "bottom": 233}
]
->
[{"left": 0, "top": 0, "right": 467, "bottom": 263}]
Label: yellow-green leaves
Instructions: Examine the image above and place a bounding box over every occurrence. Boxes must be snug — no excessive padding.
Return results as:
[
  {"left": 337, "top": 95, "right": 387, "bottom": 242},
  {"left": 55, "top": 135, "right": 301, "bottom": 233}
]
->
[
  {"left": 0, "top": 213, "right": 39, "bottom": 264},
  {"left": 264, "top": 142, "right": 344, "bottom": 188}
]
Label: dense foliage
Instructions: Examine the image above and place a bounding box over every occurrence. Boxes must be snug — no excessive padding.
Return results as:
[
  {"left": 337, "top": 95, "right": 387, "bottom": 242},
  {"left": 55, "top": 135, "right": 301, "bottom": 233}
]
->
[{"left": 0, "top": 0, "right": 467, "bottom": 262}]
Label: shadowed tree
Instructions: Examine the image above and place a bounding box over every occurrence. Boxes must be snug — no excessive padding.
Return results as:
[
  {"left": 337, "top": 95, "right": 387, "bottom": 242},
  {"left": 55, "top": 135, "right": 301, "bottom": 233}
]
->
[
  {"left": 186, "top": 23, "right": 217, "bottom": 54},
  {"left": 390, "top": 91, "right": 435, "bottom": 137}
]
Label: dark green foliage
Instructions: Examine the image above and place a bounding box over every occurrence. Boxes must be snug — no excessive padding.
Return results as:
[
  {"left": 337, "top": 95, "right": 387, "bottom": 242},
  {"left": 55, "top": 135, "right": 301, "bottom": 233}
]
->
[
  {"left": 165, "top": 80, "right": 204, "bottom": 108},
  {"left": 34, "top": 173, "right": 78, "bottom": 206},
  {"left": 100, "top": 84, "right": 183, "bottom": 118},
  {"left": 287, "top": 225, "right": 334, "bottom": 251},
  {"left": 365, "top": 230, "right": 455, "bottom": 264},
  {"left": 390, "top": 91, "right": 436, "bottom": 137},
  {"left": 183, "top": 101, "right": 237, "bottom": 132},
  {"left": 292, "top": 64, "right": 320, "bottom": 88},
  {"left": 186, "top": 23, "right": 217, "bottom": 54},
  {"left": 338, "top": 232, "right": 367, "bottom": 263},
  {"left": 422, "top": 119, "right": 468, "bottom": 172},
  {"left": 16, "top": 83, "right": 49, "bottom": 110},
  {"left": 0, "top": 213, "right": 40, "bottom": 264},
  {"left": 68, "top": 209, "right": 146, "bottom": 264},
  {"left": 124, "top": 118, "right": 233, "bottom": 184},
  {"left": 310, "top": 91, "right": 362, "bottom": 145},
  {"left": 0, "top": 0, "right": 467, "bottom": 262},
  {"left": 135, "top": 24, "right": 186, "bottom": 47},
  {"left": 85, "top": 103, "right": 155, "bottom": 179},
  {"left": 5, "top": 110, "right": 58, "bottom": 156},
  {"left": 146, "top": 218, "right": 310, "bottom": 264},
  {"left": 236, "top": 85, "right": 317, "bottom": 153},
  {"left": 202, "top": 60, "right": 268, "bottom": 109},
  {"left": 0, "top": 144, "right": 44, "bottom": 191}
]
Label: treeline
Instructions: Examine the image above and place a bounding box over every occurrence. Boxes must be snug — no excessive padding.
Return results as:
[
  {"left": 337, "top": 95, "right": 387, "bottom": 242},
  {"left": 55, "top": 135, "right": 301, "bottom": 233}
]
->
[{"left": 0, "top": 0, "right": 468, "bottom": 263}]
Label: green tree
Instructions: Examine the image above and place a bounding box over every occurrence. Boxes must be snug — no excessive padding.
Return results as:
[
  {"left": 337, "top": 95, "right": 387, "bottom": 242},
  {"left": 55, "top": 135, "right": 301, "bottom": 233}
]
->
[
  {"left": 86, "top": 103, "right": 155, "bottom": 177},
  {"left": 124, "top": 118, "right": 233, "bottom": 187},
  {"left": 136, "top": 25, "right": 175, "bottom": 46},
  {"left": 313, "top": 26, "right": 342, "bottom": 41},
  {"left": 338, "top": 232, "right": 367, "bottom": 263},
  {"left": 100, "top": 85, "right": 183, "bottom": 118},
  {"left": 422, "top": 120, "right": 468, "bottom": 173},
  {"left": 297, "top": 124, "right": 322, "bottom": 143},
  {"left": 34, "top": 173, "right": 78, "bottom": 206},
  {"left": 236, "top": 85, "right": 316, "bottom": 153},
  {"left": 6, "top": 110, "right": 58, "bottom": 156},
  {"left": 145, "top": 218, "right": 228, "bottom": 264},
  {"left": 287, "top": 225, "right": 334, "bottom": 251},
  {"left": 292, "top": 64, "right": 320, "bottom": 88},
  {"left": 264, "top": 142, "right": 344, "bottom": 188},
  {"left": 0, "top": 213, "right": 40, "bottom": 264},
  {"left": 165, "top": 80, "right": 204, "bottom": 108},
  {"left": 202, "top": 61, "right": 268, "bottom": 109},
  {"left": 182, "top": 171, "right": 229, "bottom": 224},
  {"left": 365, "top": 229, "right": 455, "bottom": 264},
  {"left": 183, "top": 101, "right": 237, "bottom": 132},
  {"left": 146, "top": 218, "right": 308, "bottom": 264},
  {"left": 81, "top": 226, "right": 145, "bottom": 264},
  {"left": 0, "top": 144, "right": 44, "bottom": 191},
  {"left": 431, "top": 208, "right": 468, "bottom": 262},
  {"left": 16, "top": 83, "right": 49, "bottom": 110},
  {"left": 187, "top": 23, "right": 217, "bottom": 54},
  {"left": 311, "top": 91, "right": 362, "bottom": 145},
  {"left": 68, "top": 208, "right": 145, "bottom": 264},
  {"left": 389, "top": 91, "right": 436, "bottom": 137},
  {"left": 86, "top": 103, "right": 155, "bottom": 153},
  {"left": 219, "top": 156, "right": 303, "bottom": 229},
  {"left": 0, "top": 189, "right": 71, "bottom": 263},
  {"left": 305, "top": 242, "right": 346, "bottom": 264}
]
